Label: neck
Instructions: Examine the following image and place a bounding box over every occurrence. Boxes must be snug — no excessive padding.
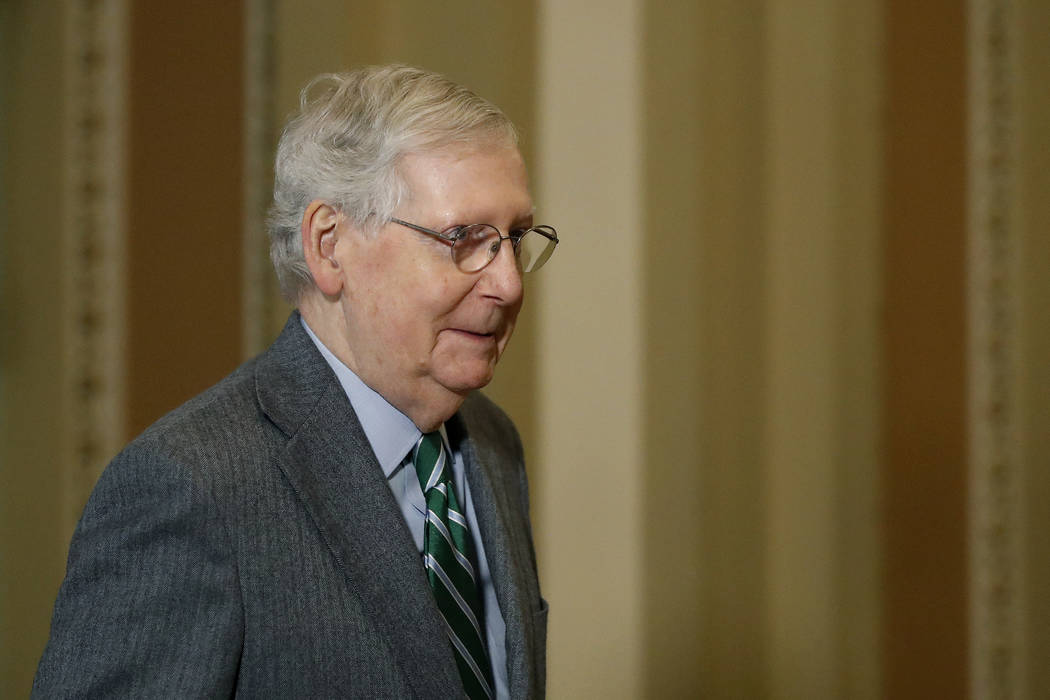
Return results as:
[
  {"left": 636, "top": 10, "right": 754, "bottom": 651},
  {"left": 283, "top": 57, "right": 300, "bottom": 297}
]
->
[
  {"left": 406, "top": 397, "right": 465, "bottom": 434},
  {"left": 298, "top": 295, "right": 466, "bottom": 432}
]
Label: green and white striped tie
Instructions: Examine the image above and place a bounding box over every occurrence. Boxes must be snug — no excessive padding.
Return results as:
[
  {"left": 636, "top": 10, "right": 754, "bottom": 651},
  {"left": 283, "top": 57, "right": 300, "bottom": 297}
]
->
[{"left": 414, "top": 432, "right": 495, "bottom": 699}]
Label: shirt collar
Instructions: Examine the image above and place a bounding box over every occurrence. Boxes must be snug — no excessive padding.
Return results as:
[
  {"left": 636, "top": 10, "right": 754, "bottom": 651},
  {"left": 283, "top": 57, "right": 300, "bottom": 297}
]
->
[{"left": 300, "top": 317, "right": 422, "bottom": 477}]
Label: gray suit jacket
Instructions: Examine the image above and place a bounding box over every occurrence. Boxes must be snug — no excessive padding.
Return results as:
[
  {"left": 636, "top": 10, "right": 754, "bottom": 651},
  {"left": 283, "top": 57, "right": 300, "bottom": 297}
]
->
[{"left": 34, "top": 313, "right": 547, "bottom": 698}]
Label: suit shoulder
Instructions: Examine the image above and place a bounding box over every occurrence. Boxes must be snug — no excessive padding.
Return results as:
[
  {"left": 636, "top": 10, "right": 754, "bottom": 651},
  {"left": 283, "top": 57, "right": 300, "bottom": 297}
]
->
[{"left": 108, "top": 357, "right": 271, "bottom": 489}]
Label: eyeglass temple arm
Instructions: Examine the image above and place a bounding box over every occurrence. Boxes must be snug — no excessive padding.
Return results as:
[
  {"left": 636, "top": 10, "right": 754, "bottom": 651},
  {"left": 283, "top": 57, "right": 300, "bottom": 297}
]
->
[{"left": 390, "top": 218, "right": 455, "bottom": 242}]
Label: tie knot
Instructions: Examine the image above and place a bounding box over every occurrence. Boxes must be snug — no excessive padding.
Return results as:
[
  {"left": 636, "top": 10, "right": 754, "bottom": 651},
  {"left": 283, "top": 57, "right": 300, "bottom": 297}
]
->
[{"left": 414, "top": 432, "right": 446, "bottom": 494}]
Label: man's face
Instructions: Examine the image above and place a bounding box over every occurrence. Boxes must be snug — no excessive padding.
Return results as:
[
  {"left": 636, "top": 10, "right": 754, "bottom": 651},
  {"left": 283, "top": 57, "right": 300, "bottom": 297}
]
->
[{"left": 333, "top": 143, "right": 531, "bottom": 420}]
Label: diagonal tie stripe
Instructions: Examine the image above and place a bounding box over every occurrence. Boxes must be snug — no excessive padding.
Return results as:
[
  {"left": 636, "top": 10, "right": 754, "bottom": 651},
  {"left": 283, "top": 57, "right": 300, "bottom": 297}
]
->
[
  {"left": 414, "top": 432, "right": 494, "bottom": 699},
  {"left": 426, "top": 513, "right": 477, "bottom": 581}
]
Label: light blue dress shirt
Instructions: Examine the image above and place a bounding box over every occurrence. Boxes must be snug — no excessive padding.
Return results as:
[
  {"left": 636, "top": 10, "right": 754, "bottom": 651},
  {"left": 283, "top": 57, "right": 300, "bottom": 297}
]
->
[{"left": 302, "top": 319, "right": 509, "bottom": 698}]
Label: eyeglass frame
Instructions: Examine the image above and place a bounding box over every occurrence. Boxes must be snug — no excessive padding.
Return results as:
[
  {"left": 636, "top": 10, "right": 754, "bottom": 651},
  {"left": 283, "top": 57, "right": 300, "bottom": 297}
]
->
[{"left": 389, "top": 217, "right": 558, "bottom": 273}]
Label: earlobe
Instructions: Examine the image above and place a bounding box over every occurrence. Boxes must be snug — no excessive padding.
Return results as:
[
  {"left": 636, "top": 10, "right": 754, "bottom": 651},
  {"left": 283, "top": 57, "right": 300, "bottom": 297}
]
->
[{"left": 301, "top": 200, "right": 344, "bottom": 297}]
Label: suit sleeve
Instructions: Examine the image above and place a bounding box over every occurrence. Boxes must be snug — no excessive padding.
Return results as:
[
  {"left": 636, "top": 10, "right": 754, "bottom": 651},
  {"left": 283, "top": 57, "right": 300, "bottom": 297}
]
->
[{"left": 33, "top": 444, "right": 243, "bottom": 698}]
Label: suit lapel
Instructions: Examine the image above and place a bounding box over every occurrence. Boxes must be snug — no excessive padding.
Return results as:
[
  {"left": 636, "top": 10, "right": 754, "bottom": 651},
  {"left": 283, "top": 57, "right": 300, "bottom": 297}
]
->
[
  {"left": 255, "top": 314, "right": 462, "bottom": 698},
  {"left": 450, "top": 408, "right": 536, "bottom": 698}
]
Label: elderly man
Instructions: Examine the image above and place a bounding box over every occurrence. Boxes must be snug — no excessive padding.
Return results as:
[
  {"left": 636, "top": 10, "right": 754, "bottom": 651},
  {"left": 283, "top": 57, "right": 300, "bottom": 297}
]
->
[{"left": 34, "top": 65, "right": 554, "bottom": 699}]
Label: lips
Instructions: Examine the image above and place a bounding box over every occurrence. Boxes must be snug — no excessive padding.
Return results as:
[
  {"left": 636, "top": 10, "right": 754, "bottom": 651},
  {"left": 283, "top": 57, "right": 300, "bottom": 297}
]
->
[
  {"left": 447, "top": 320, "right": 499, "bottom": 336},
  {"left": 451, "top": 328, "right": 494, "bottom": 338}
]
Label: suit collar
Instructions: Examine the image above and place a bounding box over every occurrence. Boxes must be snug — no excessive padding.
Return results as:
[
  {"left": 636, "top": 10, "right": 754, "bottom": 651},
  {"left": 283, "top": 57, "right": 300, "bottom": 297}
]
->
[
  {"left": 298, "top": 316, "right": 421, "bottom": 478},
  {"left": 254, "top": 311, "right": 331, "bottom": 439},
  {"left": 450, "top": 405, "right": 537, "bottom": 698},
  {"left": 255, "top": 313, "right": 464, "bottom": 697}
]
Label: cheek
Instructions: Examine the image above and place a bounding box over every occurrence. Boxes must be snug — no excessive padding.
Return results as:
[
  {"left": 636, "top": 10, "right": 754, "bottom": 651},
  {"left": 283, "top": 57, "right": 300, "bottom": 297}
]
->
[
  {"left": 378, "top": 296, "right": 443, "bottom": 361},
  {"left": 356, "top": 254, "right": 474, "bottom": 356}
]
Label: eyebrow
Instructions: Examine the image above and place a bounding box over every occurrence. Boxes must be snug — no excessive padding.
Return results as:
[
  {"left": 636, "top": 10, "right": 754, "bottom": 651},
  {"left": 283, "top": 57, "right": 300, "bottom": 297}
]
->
[
  {"left": 426, "top": 202, "right": 536, "bottom": 232},
  {"left": 513, "top": 205, "right": 537, "bottom": 226},
  {"left": 448, "top": 206, "right": 536, "bottom": 230}
]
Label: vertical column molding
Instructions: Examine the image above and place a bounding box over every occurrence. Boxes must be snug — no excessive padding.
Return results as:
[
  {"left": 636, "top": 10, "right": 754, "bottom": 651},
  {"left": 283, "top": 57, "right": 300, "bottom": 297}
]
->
[
  {"left": 61, "top": 0, "right": 128, "bottom": 529},
  {"left": 762, "top": 2, "right": 839, "bottom": 696},
  {"left": 640, "top": 2, "right": 760, "bottom": 697},
  {"left": 968, "top": 0, "right": 1023, "bottom": 697},
  {"left": 534, "top": 1, "right": 644, "bottom": 696},
  {"left": 1012, "top": 2, "right": 1050, "bottom": 695},
  {"left": 763, "top": 0, "right": 883, "bottom": 697}
]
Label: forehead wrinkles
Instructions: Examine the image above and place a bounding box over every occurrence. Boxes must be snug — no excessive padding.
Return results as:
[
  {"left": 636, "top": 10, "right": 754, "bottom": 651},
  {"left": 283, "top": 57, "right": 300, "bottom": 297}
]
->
[{"left": 397, "top": 145, "right": 530, "bottom": 221}]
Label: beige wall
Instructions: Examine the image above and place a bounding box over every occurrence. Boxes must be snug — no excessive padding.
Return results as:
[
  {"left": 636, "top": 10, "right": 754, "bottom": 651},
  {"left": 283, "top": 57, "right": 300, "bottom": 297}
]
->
[
  {"left": 995, "top": 0, "right": 1050, "bottom": 695},
  {"left": 535, "top": 1, "right": 648, "bottom": 694},
  {"left": 2, "top": 0, "right": 1047, "bottom": 698},
  {"left": 1, "top": 1, "right": 70, "bottom": 692},
  {"left": 535, "top": 1, "right": 887, "bottom": 697}
]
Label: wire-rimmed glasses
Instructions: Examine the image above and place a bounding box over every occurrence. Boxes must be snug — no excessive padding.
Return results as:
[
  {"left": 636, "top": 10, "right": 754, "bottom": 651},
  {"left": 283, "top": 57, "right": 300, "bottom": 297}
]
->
[{"left": 390, "top": 218, "right": 558, "bottom": 273}]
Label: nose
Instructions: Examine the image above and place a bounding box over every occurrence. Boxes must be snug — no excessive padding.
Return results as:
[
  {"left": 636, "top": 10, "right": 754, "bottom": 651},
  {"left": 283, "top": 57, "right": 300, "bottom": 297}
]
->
[{"left": 478, "top": 238, "right": 524, "bottom": 305}]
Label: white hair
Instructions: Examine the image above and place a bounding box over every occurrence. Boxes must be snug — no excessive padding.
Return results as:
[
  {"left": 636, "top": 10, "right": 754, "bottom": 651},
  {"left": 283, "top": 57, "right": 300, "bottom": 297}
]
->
[{"left": 267, "top": 64, "right": 519, "bottom": 302}]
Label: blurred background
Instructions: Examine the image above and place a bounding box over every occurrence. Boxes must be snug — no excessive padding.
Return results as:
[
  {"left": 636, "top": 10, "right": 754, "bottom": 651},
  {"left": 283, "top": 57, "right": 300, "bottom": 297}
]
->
[{"left": 2, "top": 0, "right": 1047, "bottom": 697}]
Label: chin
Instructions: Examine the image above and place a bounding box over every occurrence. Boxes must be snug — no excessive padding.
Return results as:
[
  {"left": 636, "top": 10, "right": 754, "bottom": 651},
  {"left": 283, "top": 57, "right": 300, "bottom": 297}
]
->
[{"left": 435, "top": 364, "right": 497, "bottom": 395}]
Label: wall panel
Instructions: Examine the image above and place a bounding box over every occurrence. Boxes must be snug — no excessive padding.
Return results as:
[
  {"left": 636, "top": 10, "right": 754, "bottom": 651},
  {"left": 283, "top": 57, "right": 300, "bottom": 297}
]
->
[
  {"left": 126, "top": 0, "right": 245, "bottom": 436},
  {"left": 642, "top": 2, "right": 767, "bottom": 697},
  {"left": 884, "top": 0, "right": 969, "bottom": 695},
  {"left": 1014, "top": 2, "right": 1050, "bottom": 693},
  {"left": 764, "top": 1, "right": 884, "bottom": 697},
  {"left": 1, "top": 4, "right": 69, "bottom": 694},
  {"left": 535, "top": 1, "right": 645, "bottom": 695}
]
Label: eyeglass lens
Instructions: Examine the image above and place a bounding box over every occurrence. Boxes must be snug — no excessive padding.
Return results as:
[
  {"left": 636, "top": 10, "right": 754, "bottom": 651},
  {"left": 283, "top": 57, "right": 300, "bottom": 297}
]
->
[
  {"left": 452, "top": 225, "right": 556, "bottom": 273},
  {"left": 517, "top": 229, "right": 556, "bottom": 272}
]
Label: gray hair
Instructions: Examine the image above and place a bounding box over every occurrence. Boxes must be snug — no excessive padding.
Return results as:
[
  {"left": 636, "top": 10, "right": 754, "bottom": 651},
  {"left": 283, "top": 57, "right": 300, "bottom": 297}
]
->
[{"left": 267, "top": 64, "right": 519, "bottom": 302}]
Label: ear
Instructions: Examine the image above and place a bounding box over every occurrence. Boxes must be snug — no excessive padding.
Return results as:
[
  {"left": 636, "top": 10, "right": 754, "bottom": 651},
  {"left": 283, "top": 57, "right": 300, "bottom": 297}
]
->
[{"left": 301, "top": 200, "right": 344, "bottom": 296}]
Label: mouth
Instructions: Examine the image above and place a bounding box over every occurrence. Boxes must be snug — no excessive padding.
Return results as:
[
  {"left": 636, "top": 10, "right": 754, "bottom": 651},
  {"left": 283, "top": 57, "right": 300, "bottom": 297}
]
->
[{"left": 450, "top": 328, "right": 496, "bottom": 340}]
